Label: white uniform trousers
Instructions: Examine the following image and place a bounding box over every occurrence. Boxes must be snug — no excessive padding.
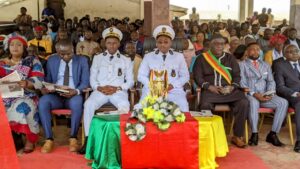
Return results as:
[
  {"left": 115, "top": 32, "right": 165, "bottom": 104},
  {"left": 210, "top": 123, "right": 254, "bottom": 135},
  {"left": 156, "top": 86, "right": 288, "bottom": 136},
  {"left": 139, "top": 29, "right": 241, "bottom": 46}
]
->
[
  {"left": 247, "top": 95, "right": 288, "bottom": 133},
  {"left": 83, "top": 90, "right": 129, "bottom": 135}
]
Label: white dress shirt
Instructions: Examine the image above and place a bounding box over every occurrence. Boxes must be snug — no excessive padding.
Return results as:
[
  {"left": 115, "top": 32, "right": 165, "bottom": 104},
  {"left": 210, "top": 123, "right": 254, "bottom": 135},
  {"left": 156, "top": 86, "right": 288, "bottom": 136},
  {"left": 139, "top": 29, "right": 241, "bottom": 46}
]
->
[
  {"left": 56, "top": 59, "right": 75, "bottom": 88},
  {"left": 290, "top": 61, "right": 300, "bottom": 97}
]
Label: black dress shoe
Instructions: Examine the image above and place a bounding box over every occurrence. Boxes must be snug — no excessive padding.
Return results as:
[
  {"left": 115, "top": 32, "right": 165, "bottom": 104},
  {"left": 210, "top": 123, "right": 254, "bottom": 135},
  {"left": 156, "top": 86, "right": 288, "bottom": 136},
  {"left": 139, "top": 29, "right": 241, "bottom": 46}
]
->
[
  {"left": 294, "top": 141, "right": 300, "bottom": 153},
  {"left": 248, "top": 133, "right": 258, "bottom": 146},
  {"left": 266, "top": 131, "right": 284, "bottom": 147},
  {"left": 78, "top": 136, "right": 88, "bottom": 155},
  {"left": 12, "top": 131, "right": 24, "bottom": 151}
]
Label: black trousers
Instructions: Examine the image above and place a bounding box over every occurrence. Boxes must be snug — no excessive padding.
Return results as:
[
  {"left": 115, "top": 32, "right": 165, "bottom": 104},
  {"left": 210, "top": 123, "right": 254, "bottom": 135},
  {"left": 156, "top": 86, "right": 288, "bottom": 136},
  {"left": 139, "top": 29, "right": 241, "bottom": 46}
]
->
[
  {"left": 201, "top": 97, "right": 249, "bottom": 137},
  {"left": 289, "top": 97, "right": 300, "bottom": 141}
]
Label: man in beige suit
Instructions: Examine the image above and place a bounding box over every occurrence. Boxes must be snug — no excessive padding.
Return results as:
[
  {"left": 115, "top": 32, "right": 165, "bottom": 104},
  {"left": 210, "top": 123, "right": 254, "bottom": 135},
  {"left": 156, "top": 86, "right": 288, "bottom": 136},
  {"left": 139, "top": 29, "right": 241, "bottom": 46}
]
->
[{"left": 189, "top": 7, "right": 200, "bottom": 23}]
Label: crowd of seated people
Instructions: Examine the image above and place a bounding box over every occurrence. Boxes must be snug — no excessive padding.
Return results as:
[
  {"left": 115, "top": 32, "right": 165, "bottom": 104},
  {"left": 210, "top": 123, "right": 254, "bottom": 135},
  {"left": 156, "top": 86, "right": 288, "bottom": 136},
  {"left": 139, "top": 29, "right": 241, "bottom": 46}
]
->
[{"left": 2, "top": 6, "right": 300, "bottom": 156}]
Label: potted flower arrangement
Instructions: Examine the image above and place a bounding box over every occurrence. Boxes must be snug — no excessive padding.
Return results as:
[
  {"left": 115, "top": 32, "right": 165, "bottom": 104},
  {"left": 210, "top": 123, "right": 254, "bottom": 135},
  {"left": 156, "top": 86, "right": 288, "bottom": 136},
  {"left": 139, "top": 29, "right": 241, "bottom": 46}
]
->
[{"left": 125, "top": 95, "right": 186, "bottom": 141}]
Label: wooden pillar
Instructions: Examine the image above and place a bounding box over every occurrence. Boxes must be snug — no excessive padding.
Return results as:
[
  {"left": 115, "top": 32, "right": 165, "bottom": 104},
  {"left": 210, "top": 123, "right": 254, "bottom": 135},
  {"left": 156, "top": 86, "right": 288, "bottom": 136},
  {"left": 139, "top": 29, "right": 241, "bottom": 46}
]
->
[
  {"left": 239, "top": 0, "right": 247, "bottom": 22},
  {"left": 144, "top": 0, "right": 169, "bottom": 37},
  {"left": 144, "top": 0, "right": 152, "bottom": 37},
  {"left": 247, "top": 0, "right": 254, "bottom": 18},
  {"left": 290, "top": 0, "right": 300, "bottom": 32}
]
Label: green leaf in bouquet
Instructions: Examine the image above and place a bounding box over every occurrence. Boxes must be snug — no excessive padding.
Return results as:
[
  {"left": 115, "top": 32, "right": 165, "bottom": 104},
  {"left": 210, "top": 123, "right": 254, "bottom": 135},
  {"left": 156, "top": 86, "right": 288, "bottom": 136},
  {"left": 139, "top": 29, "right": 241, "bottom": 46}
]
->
[
  {"left": 157, "top": 122, "right": 171, "bottom": 131},
  {"left": 175, "top": 113, "right": 186, "bottom": 123}
]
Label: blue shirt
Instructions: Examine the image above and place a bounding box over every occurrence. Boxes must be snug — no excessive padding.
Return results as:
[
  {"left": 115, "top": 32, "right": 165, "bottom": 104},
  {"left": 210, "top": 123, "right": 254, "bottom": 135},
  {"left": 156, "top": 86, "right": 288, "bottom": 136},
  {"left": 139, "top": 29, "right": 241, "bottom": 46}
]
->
[{"left": 42, "top": 7, "right": 55, "bottom": 17}]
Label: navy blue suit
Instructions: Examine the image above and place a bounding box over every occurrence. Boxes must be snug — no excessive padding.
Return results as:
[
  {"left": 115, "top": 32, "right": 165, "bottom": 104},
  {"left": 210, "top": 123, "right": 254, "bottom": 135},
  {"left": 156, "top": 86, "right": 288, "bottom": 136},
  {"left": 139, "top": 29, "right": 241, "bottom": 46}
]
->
[
  {"left": 135, "top": 40, "right": 144, "bottom": 56},
  {"left": 124, "top": 40, "right": 144, "bottom": 56},
  {"left": 38, "top": 54, "right": 90, "bottom": 139}
]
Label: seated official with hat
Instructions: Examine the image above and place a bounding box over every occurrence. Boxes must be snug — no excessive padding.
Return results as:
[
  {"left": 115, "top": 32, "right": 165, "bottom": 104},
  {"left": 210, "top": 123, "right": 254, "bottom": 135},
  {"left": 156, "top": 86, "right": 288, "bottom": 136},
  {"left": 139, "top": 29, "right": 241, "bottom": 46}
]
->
[
  {"left": 79, "top": 27, "right": 134, "bottom": 154},
  {"left": 136, "top": 25, "right": 190, "bottom": 112}
]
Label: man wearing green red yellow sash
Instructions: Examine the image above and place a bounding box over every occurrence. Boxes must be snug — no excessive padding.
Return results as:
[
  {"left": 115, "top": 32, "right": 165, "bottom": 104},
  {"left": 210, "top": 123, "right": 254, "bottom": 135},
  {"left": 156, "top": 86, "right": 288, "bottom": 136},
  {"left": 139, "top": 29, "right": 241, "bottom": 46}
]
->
[{"left": 193, "top": 34, "right": 249, "bottom": 148}]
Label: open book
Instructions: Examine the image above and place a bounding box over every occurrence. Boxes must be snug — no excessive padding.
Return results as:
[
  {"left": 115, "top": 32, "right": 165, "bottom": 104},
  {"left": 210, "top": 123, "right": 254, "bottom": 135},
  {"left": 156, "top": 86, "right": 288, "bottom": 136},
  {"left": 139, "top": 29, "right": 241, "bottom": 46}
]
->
[
  {"left": 42, "top": 82, "right": 70, "bottom": 93},
  {"left": 96, "top": 110, "right": 129, "bottom": 116},
  {"left": 0, "top": 71, "right": 24, "bottom": 98},
  {"left": 262, "top": 91, "right": 276, "bottom": 97}
]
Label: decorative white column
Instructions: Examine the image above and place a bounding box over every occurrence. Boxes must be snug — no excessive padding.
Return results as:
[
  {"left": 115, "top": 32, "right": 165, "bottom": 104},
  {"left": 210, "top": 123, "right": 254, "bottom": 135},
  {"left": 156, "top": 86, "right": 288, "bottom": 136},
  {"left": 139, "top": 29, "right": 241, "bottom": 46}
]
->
[
  {"left": 239, "top": 0, "right": 247, "bottom": 22},
  {"left": 248, "top": 0, "right": 254, "bottom": 18},
  {"left": 290, "top": 0, "right": 300, "bottom": 32}
]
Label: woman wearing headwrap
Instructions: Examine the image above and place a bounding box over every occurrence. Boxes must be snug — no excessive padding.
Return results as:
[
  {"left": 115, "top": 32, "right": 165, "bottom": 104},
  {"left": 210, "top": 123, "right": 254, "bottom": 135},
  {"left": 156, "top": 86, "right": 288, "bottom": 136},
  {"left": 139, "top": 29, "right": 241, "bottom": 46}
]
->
[
  {"left": 264, "top": 34, "right": 287, "bottom": 66},
  {"left": 0, "top": 35, "right": 44, "bottom": 153}
]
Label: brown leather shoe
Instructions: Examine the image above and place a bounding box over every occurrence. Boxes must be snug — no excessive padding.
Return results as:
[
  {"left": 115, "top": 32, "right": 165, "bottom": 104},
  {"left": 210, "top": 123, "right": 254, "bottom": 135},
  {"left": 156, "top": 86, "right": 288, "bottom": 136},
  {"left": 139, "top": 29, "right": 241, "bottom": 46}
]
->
[
  {"left": 231, "top": 136, "right": 247, "bottom": 148},
  {"left": 41, "top": 140, "right": 54, "bottom": 153},
  {"left": 69, "top": 138, "right": 78, "bottom": 152}
]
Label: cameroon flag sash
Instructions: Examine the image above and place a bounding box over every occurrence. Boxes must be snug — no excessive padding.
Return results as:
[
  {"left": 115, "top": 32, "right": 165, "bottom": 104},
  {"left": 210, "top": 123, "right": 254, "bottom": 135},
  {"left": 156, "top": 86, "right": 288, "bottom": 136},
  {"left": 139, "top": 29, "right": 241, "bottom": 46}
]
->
[{"left": 203, "top": 51, "right": 232, "bottom": 84}]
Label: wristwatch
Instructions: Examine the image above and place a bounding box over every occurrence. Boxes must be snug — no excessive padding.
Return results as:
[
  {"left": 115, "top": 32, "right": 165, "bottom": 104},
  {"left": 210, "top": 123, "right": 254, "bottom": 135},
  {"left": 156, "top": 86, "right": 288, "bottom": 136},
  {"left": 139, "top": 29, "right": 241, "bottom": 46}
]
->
[{"left": 117, "top": 86, "right": 122, "bottom": 91}]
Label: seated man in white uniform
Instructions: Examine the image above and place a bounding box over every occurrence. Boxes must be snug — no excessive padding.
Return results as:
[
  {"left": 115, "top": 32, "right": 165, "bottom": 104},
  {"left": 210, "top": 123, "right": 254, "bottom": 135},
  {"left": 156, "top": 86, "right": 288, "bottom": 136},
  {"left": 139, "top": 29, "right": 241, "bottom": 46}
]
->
[
  {"left": 79, "top": 27, "right": 134, "bottom": 154},
  {"left": 136, "top": 25, "right": 190, "bottom": 112}
]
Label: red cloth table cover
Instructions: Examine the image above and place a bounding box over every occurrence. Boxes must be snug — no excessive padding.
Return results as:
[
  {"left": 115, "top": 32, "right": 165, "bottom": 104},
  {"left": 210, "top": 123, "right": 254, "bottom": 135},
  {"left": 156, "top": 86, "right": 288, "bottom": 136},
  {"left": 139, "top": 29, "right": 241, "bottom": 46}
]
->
[{"left": 120, "top": 113, "right": 199, "bottom": 169}]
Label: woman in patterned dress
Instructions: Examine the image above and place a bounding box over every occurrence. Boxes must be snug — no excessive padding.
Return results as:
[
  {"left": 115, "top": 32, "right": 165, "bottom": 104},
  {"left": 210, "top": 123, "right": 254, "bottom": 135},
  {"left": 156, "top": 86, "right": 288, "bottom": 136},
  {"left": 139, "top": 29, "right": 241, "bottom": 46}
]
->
[{"left": 0, "top": 35, "right": 44, "bottom": 153}]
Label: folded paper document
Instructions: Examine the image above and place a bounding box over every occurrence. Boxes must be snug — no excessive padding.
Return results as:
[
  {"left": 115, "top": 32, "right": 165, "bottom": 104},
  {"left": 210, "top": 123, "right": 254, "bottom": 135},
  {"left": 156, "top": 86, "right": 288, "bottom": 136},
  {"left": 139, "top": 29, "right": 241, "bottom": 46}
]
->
[{"left": 0, "top": 71, "right": 24, "bottom": 98}]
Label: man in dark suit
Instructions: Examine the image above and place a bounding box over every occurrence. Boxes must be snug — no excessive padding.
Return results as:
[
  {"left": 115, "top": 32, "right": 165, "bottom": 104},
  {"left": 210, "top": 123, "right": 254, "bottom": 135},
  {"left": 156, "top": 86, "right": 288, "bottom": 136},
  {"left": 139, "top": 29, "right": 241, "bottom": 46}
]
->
[
  {"left": 38, "top": 39, "right": 90, "bottom": 153},
  {"left": 284, "top": 28, "right": 300, "bottom": 50},
  {"left": 273, "top": 44, "right": 300, "bottom": 153},
  {"left": 129, "top": 31, "right": 143, "bottom": 56}
]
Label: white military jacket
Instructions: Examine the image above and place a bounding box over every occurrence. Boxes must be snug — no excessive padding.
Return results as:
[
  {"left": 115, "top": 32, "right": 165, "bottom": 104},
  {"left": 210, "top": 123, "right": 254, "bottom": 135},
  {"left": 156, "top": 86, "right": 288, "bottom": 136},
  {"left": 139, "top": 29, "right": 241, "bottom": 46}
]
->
[
  {"left": 90, "top": 50, "right": 134, "bottom": 91},
  {"left": 138, "top": 49, "right": 190, "bottom": 93}
]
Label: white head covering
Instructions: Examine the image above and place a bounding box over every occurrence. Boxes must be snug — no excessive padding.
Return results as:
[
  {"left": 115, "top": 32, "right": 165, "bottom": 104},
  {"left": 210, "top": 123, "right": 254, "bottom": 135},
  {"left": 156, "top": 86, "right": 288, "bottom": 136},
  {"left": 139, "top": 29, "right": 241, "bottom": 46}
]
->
[
  {"left": 102, "top": 27, "right": 123, "bottom": 41},
  {"left": 153, "top": 25, "right": 175, "bottom": 40}
]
